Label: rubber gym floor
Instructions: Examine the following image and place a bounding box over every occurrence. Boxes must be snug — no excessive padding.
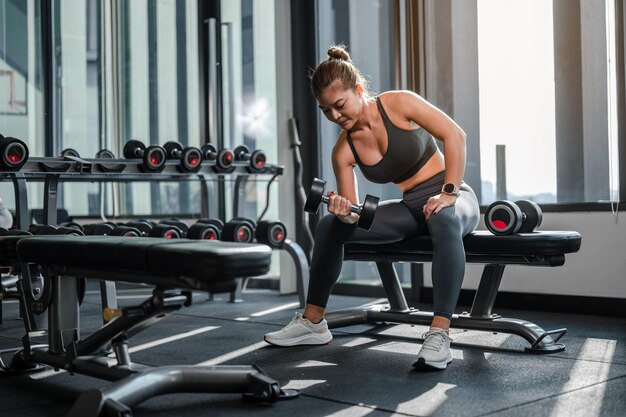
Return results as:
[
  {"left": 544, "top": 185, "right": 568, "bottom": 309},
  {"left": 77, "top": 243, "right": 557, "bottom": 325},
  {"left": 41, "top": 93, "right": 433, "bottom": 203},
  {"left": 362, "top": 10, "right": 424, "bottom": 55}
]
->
[{"left": 0, "top": 282, "right": 625, "bottom": 417}]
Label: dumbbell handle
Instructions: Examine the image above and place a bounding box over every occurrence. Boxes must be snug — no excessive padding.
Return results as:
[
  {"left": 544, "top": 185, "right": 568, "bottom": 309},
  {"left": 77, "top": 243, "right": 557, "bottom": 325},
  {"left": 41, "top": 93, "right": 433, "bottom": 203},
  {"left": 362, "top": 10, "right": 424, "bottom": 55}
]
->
[{"left": 320, "top": 195, "right": 362, "bottom": 215}]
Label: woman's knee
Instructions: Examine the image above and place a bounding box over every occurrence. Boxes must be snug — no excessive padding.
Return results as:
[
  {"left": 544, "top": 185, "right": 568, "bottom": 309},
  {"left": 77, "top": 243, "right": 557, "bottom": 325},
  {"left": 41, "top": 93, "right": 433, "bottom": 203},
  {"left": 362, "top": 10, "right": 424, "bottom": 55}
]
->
[
  {"left": 315, "top": 214, "right": 354, "bottom": 242},
  {"left": 427, "top": 206, "right": 462, "bottom": 237}
]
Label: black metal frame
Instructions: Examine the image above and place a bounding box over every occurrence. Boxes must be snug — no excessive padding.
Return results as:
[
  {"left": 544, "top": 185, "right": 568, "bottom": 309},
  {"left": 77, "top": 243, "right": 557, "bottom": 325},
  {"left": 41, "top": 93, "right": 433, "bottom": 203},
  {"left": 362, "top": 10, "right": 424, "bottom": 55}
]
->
[{"left": 326, "top": 249, "right": 572, "bottom": 354}]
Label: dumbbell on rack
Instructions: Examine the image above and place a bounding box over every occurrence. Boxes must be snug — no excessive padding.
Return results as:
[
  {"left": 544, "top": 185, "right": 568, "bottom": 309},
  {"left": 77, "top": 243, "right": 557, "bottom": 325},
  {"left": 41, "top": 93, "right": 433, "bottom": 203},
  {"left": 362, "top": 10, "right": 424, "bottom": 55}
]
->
[
  {"left": 484, "top": 200, "right": 543, "bottom": 235},
  {"left": 304, "top": 178, "right": 379, "bottom": 231},
  {"left": 222, "top": 217, "right": 256, "bottom": 243},
  {"left": 95, "top": 149, "right": 116, "bottom": 159},
  {"left": 187, "top": 218, "right": 224, "bottom": 240},
  {"left": 0, "top": 135, "right": 29, "bottom": 171},
  {"left": 233, "top": 145, "right": 267, "bottom": 173},
  {"left": 200, "top": 143, "right": 235, "bottom": 173},
  {"left": 123, "top": 140, "right": 167, "bottom": 172},
  {"left": 163, "top": 141, "right": 203, "bottom": 172},
  {"left": 157, "top": 219, "right": 187, "bottom": 238},
  {"left": 255, "top": 220, "right": 287, "bottom": 248}
]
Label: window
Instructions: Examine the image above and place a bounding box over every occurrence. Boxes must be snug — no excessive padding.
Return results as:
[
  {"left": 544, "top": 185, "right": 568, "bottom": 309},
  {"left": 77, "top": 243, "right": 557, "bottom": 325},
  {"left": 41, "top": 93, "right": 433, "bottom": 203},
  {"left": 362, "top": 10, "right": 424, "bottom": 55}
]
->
[{"left": 0, "top": 0, "right": 45, "bottom": 216}]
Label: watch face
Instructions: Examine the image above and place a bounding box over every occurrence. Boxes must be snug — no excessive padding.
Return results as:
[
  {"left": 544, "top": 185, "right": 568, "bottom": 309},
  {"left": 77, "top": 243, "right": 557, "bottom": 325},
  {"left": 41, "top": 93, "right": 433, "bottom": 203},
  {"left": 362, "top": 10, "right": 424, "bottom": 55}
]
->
[{"left": 443, "top": 183, "right": 455, "bottom": 193}]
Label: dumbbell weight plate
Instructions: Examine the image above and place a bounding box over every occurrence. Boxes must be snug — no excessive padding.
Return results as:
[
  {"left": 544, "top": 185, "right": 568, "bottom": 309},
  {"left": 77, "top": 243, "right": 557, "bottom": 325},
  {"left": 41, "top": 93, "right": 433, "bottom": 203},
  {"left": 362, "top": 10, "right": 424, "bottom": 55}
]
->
[
  {"left": 123, "top": 140, "right": 145, "bottom": 159},
  {"left": 187, "top": 223, "right": 220, "bottom": 240},
  {"left": 358, "top": 194, "right": 380, "bottom": 231},
  {"left": 485, "top": 200, "right": 523, "bottom": 235},
  {"left": 95, "top": 149, "right": 116, "bottom": 159},
  {"left": 515, "top": 200, "right": 543, "bottom": 233},
  {"left": 61, "top": 148, "right": 80, "bottom": 158},
  {"left": 256, "top": 220, "right": 286, "bottom": 248},
  {"left": 304, "top": 178, "right": 326, "bottom": 213}
]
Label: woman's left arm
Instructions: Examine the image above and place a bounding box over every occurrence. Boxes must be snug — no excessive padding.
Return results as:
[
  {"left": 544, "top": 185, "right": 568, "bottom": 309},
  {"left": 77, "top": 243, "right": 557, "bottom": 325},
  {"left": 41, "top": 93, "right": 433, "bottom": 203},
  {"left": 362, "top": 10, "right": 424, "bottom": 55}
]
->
[{"left": 391, "top": 91, "right": 467, "bottom": 219}]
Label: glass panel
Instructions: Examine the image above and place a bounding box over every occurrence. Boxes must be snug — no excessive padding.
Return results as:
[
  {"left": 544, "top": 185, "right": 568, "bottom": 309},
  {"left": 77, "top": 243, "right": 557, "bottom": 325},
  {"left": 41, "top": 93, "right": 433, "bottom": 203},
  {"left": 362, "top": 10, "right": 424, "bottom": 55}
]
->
[
  {"left": 48, "top": 0, "right": 105, "bottom": 217},
  {"left": 117, "top": 0, "right": 200, "bottom": 216},
  {"left": 315, "top": 0, "right": 404, "bottom": 285},
  {"left": 477, "top": 0, "right": 557, "bottom": 203},
  {"left": 220, "top": 0, "right": 279, "bottom": 222},
  {"left": 0, "top": 0, "right": 45, "bottom": 224}
]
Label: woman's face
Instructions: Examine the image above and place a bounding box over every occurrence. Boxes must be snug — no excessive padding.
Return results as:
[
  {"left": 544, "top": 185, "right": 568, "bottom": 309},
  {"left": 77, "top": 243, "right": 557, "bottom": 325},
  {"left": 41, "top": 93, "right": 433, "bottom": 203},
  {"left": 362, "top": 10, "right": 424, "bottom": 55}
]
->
[{"left": 316, "top": 81, "right": 363, "bottom": 130}]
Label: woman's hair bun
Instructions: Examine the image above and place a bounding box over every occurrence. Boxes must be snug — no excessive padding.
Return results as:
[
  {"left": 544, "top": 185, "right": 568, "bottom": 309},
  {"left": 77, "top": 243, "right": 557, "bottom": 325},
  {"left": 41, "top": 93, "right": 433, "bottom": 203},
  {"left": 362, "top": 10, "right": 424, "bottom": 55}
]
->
[{"left": 327, "top": 44, "right": 351, "bottom": 62}]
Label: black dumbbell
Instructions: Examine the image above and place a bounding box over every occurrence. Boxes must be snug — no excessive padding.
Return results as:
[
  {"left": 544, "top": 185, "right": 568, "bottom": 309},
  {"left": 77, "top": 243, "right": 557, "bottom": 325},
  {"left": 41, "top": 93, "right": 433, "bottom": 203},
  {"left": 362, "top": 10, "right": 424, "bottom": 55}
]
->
[
  {"left": 110, "top": 225, "right": 142, "bottom": 237},
  {"left": 122, "top": 140, "right": 167, "bottom": 172},
  {"left": 60, "top": 222, "right": 84, "bottom": 234},
  {"left": 163, "top": 141, "right": 203, "bottom": 172},
  {"left": 484, "top": 200, "right": 543, "bottom": 235},
  {"left": 159, "top": 218, "right": 189, "bottom": 236},
  {"left": 201, "top": 143, "right": 235, "bottom": 172},
  {"left": 83, "top": 223, "right": 115, "bottom": 235},
  {"left": 148, "top": 224, "right": 182, "bottom": 239},
  {"left": 124, "top": 220, "right": 153, "bottom": 236},
  {"left": 256, "top": 220, "right": 287, "bottom": 248},
  {"left": 95, "top": 149, "right": 116, "bottom": 159},
  {"left": 222, "top": 218, "right": 256, "bottom": 243},
  {"left": 0, "top": 136, "right": 29, "bottom": 170},
  {"left": 233, "top": 145, "right": 267, "bottom": 172},
  {"left": 187, "top": 218, "right": 224, "bottom": 240},
  {"left": 304, "top": 178, "right": 379, "bottom": 231},
  {"left": 61, "top": 148, "right": 80, "bottom": 158}
]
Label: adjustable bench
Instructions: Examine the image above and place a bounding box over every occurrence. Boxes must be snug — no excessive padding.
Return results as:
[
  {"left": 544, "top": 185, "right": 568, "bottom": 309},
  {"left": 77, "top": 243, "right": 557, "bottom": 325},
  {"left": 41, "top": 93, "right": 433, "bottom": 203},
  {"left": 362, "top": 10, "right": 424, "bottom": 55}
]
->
[
  {"left": 0, "top": 235, "right": 297, "bottom": 417},
  {"left": 327, "top": 230, "right": 582, "bottom": 353}
]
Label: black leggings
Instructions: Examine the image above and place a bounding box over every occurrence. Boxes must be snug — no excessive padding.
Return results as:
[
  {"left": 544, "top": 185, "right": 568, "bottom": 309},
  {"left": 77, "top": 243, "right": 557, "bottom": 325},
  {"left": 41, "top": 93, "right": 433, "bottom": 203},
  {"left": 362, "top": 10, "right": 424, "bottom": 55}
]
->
[{"left": 306, "top": 171, "right": 480, "bottom": 319}]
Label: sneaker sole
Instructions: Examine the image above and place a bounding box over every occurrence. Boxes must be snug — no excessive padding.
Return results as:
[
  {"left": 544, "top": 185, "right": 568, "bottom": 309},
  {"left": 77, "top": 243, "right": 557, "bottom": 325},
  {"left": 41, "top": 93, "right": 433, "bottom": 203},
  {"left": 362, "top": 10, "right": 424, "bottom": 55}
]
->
[
  {"left": 412, "top": 355, "right": 453, "bottom": 371},
  {"left": 264, "top": 333, "right": 332, "bottom": 347}
]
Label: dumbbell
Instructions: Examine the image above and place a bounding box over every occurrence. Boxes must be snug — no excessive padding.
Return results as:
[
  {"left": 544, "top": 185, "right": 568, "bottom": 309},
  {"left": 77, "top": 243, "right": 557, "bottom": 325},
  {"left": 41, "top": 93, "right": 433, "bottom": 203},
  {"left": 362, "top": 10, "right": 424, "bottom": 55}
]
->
[
  {"left": 122, "top": 140, "right": 167, "bottom": 172},
  {"left": 159, "top": 218, "right": 189, "bottom": 236},
  {"left": 0, "top": 136, "right": 29, "bottom": 171},
  {"left": 60, "top": 222, "right": 85, "bottom": 234},
  {"left": 109, "top": 225, "right": 143, "bottom": 237},
  {"left": 83, "top": 223, "right": 115, "bottom": 236},
  {"left": 148, "top": 223, "right": 182, "bottom": 239},
  {"left": 255, "top": 220, "right": 287, "bottom": 248},
  {"left": 163, "top": 141, "right": 203, "bottom": 172},
  {"left": 95, "top": 149, "right": 116, "bottom": 159},
  {"left": 201, "top": 143, "right": 235, "bottom": 172},
  {"left": 187, "top": 218, "right": 224, "bottom": 240},
  {"left": 484, "top": 200, "right": 543, "bottom": 235},
  {"left": 233, "top": 145, "right": 267, "bottom": 172},
  {"left": 222, "top": 217, "right": 256, "bottom": 243},
  {"left": 304, "top": 178, "right": 379, "bottom": 231},
  {"left": 61, "top": 148, "right": 80, "bottom": 158},
  {"left": 124, "top": 220, "right": 154, "bottom": 236},
  {"left": 29, "top": 224, "right": 84, "bottom": 236}
]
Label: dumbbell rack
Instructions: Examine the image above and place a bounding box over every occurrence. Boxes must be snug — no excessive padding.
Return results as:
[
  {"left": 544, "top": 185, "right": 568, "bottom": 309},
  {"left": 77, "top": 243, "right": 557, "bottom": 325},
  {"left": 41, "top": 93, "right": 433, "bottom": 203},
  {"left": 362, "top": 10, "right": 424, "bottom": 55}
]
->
[
  {"left": 0, "top": 154, "right": 284, "bottom": 230},
  {"left": 0, "top": 154, "right": 310, "bottom": 317}
]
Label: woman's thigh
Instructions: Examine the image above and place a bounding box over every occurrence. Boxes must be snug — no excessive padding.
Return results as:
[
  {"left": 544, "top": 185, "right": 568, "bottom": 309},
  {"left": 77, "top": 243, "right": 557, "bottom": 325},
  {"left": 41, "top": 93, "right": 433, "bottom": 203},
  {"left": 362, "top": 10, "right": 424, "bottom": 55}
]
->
[{"left": 346, "top": 199, "right": 422, "bottom": 244}]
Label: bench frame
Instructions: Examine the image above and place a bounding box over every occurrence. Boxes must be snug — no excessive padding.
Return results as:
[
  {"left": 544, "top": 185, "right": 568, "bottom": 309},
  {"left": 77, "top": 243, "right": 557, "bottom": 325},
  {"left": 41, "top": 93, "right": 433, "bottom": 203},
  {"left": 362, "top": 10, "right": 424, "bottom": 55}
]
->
[{"left": 325, "top": 250, "right": 568, "bottom": 353}]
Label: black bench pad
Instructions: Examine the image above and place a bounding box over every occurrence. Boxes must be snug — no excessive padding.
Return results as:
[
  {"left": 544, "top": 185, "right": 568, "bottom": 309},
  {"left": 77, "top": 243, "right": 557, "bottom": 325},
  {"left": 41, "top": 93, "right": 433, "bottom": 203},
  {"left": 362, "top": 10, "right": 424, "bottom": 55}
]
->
[
  {"left": 14, "top": 236, "right": 272, "bottom": 281},
  {"left": 345, "top": 231, "right": 582, "bottom": 261}
]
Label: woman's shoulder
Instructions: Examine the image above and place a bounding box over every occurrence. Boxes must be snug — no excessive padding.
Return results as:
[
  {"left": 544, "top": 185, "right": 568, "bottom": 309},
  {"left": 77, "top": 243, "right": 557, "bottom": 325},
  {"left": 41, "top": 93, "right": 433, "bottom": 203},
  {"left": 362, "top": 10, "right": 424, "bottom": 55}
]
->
[
  {"left": 378, "top": 90, "right": 423, "bottom": 112},
  {"left": 332, "top": 131, "right": 355, "bottom": 165}
]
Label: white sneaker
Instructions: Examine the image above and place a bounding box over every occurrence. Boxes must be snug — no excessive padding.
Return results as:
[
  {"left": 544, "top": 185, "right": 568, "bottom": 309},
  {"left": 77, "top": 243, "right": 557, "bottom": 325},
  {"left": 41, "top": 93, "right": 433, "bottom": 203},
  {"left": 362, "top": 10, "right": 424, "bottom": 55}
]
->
[
  {"left": 264, "top": 312, "right": 333, "bottom": 346},
  {"left": 413, "top": 328, "right": 453, "bottom": 371}
]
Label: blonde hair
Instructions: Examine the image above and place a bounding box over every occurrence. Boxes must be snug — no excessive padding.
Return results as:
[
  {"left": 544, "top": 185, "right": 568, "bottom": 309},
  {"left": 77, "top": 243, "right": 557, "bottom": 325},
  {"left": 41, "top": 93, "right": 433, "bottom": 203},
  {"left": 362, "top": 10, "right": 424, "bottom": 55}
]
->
[{"left": 310, "top": 44, "right": 370, "bottom": 99}]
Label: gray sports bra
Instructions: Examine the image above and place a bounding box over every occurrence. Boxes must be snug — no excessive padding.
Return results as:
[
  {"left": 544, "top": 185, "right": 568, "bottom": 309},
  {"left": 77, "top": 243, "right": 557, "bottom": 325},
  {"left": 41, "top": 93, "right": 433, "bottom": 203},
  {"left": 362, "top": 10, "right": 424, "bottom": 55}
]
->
[{"left": 346, "top": 97, "right": 438, "bottom": 184}]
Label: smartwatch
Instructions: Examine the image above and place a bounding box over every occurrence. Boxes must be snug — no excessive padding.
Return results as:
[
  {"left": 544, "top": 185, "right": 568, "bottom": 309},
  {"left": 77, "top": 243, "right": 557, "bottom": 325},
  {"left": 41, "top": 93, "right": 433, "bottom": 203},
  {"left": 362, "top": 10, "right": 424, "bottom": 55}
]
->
[{"left": 441, "top": 183, "right": 460, "bottom": 197}]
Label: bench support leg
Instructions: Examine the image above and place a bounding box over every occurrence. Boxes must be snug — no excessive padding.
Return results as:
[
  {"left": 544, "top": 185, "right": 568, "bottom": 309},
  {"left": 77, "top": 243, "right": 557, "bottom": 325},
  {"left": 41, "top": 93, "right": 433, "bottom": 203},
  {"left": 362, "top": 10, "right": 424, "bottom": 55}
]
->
[
  {"left": 327, "top": 263, "right": 567, "bottom": 353},
  {"left": 65, "top": 365, "right": 299, "bottom": 417}
]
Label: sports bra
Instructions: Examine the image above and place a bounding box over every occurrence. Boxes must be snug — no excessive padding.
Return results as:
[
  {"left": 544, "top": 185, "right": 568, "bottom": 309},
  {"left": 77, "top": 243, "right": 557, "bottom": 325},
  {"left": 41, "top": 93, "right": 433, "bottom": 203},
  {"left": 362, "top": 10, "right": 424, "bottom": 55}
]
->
[{"left": 346, "top": 97, "right": 438, "bottom": 184}]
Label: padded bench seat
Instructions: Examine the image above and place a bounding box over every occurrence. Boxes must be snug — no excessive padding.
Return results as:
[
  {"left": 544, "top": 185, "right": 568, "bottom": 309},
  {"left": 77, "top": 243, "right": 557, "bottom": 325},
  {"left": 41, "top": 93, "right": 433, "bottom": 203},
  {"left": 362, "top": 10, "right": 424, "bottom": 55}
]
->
[
  {"left": 345, "top": 231, "right": 582, "bottom": 266},
  {"left": 2, "top": 235, "right": 272, "bottom": 291}
]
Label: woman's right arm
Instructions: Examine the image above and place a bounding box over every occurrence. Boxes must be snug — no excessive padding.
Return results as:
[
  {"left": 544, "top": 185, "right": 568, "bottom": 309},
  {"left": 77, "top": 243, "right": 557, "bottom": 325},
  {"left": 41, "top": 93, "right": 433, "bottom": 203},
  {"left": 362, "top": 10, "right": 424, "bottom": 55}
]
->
[{"left": 330, "top": 135, "right": 360, "bottom": 224}]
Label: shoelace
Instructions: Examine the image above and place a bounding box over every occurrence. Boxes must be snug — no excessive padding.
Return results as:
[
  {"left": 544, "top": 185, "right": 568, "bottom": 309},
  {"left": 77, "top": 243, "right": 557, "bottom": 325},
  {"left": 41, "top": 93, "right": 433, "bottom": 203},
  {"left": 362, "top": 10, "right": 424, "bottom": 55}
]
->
[
  {"left": 284, "top": 312, "right": 305, "bottom": 329},
  {"left": 421, "top": 329, "right": 451, "bottom": 351}
]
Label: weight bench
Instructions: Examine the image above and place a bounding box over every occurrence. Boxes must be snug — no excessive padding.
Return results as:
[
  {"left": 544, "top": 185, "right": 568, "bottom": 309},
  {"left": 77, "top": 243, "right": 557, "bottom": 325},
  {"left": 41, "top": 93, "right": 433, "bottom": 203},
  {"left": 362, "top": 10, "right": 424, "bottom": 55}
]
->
[
  {"left": 327, "top": 230, "right": 582, "bottom": 353},
  {"left": 0, "top": 235, "right": 297, "bottom": 417}
]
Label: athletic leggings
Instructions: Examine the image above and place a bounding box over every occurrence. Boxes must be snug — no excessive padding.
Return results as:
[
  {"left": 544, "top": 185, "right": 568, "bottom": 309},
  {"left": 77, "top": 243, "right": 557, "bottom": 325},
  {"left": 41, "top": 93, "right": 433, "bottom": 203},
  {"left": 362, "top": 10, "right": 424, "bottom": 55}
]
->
[{"left": 306, "top": 171, "right": 480, "bottom": 319}]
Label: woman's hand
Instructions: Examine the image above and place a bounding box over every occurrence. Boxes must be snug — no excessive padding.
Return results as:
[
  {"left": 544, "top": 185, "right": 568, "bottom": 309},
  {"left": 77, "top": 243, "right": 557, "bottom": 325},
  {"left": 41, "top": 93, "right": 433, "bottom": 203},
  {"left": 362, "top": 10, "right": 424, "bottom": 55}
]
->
[
  {"left": 326, "top": 191, "right": 360, "bottom": 224},
  {"left": 423, "top": 193, "right": 457, "bottom": 221}
]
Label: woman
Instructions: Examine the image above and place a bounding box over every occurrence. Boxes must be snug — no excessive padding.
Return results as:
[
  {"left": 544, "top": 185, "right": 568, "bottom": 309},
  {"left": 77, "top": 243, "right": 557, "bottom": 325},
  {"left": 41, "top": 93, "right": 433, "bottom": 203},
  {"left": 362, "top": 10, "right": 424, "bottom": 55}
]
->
[{"left": 265, "top": 44, "right": 480, "bottom": 371}]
